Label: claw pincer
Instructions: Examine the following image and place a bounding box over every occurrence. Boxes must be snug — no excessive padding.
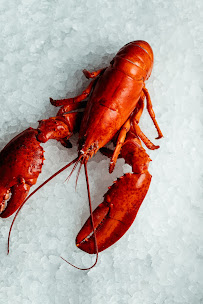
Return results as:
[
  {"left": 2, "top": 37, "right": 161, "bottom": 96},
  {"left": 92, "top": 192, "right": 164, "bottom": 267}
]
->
[{"left": 0, "top": 128, "right": 43, "bottom": 218}]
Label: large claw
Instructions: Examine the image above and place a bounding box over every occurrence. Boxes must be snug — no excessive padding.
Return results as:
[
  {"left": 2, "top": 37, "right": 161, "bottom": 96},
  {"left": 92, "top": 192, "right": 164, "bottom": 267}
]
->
[
  {"left": 0, "top": 128, "right": 44, "bottom": 218},
  {"left": 76, "top": 132, "right": 153, "bottom": 254},
  {"left": 76, "top": 172, "right": 151, "bottom": 253},
  {"left": 0, "top": 114, "right": 80, "bottom": 218}
]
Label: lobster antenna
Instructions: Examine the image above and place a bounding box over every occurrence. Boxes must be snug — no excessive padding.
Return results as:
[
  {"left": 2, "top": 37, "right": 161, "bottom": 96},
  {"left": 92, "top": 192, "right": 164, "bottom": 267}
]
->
[
  {"left": 65, "top": 157, "right": 81, "bottom": 183},
  {"left": 75, "top": 161, "right": 83, "bottom": 191},
  {"left": 7, "top": 156, "right": 80, "bottom": 255},
  {"left": 61, "top": 161, "right": 99, "bottom": 270}
]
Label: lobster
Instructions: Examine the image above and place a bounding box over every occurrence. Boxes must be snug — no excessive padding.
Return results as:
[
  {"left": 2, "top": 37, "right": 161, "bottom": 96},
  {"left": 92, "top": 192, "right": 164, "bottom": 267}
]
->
[{"left": 0, "top": 40, "right": 163, "bottom": 267}]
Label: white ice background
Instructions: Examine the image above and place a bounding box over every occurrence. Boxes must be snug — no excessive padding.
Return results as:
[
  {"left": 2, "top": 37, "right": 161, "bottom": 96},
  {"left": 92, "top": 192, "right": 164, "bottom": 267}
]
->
[{"left": 0, "top": 1, "right": 203, "bottom": 303}]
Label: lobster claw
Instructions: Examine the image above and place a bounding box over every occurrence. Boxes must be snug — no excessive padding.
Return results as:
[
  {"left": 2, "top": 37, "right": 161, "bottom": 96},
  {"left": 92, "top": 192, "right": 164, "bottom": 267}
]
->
[
  {"left": 0, "top": 183, "right": 30, "bottom": 218},
  {"left": 76, "top": 172, "right": 151, "bottom": 253},
  {"left": 76, "top": 133, "right": 152, "bottom": 254},
  {"left": 0, "top": 115, "right": 78, "bottom": 219},
  {"left": 0, "top": 128, "right": 44, "bottom": 218}
]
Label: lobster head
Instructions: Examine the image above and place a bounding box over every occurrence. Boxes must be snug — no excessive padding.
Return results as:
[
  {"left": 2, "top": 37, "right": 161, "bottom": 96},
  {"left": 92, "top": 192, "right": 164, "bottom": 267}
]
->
[{"left": 112, "top": 40, "right": 154, "bottom": 81}]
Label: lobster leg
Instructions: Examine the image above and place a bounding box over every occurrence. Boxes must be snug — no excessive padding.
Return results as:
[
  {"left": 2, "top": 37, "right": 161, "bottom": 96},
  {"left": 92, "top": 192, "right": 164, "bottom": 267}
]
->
[
  {"left": 56, "top": 101, "right": 87, "bottom": 117},
  {"left": 142, "top": 86, "right": 163, "bottom": 139},
  {"left": 83, "top": 68, "right": 106, "bottom": 79},
  {"left": 109, "top": 119, "right": 131, "bottom": 173},
  {"left": 51, "top": 69, "right": 106, "bottom": 115},
  {"left": 132, "top": 120, "right": 159, "bottom": 150},
  {"left": 50, "top": 78, "right": 96, "bottom": 108}
]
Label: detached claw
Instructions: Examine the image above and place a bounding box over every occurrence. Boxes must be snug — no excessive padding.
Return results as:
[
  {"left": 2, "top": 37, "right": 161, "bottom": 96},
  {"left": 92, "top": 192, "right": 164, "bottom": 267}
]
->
[{"left": 76, "top": 172, "right": 151, "bottom": 254}]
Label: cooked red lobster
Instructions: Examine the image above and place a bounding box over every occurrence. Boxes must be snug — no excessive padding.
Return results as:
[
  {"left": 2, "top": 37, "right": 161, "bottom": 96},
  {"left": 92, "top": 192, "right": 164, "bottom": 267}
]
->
[{"left": 0, "top": 41, "right": 163, "bottom": 266}]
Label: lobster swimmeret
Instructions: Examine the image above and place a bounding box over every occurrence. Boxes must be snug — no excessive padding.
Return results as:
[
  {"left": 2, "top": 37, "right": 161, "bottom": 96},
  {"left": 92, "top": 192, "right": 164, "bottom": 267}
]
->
[{"left": 0, "top": 41, "right": 163, "bottom": 266}]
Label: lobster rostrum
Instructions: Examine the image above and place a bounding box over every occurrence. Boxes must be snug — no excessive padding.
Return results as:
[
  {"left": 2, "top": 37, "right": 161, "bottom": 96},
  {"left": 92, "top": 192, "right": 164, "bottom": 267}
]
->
[{"left": 0, "top": 40, "right": 163, "bottom": 267}]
